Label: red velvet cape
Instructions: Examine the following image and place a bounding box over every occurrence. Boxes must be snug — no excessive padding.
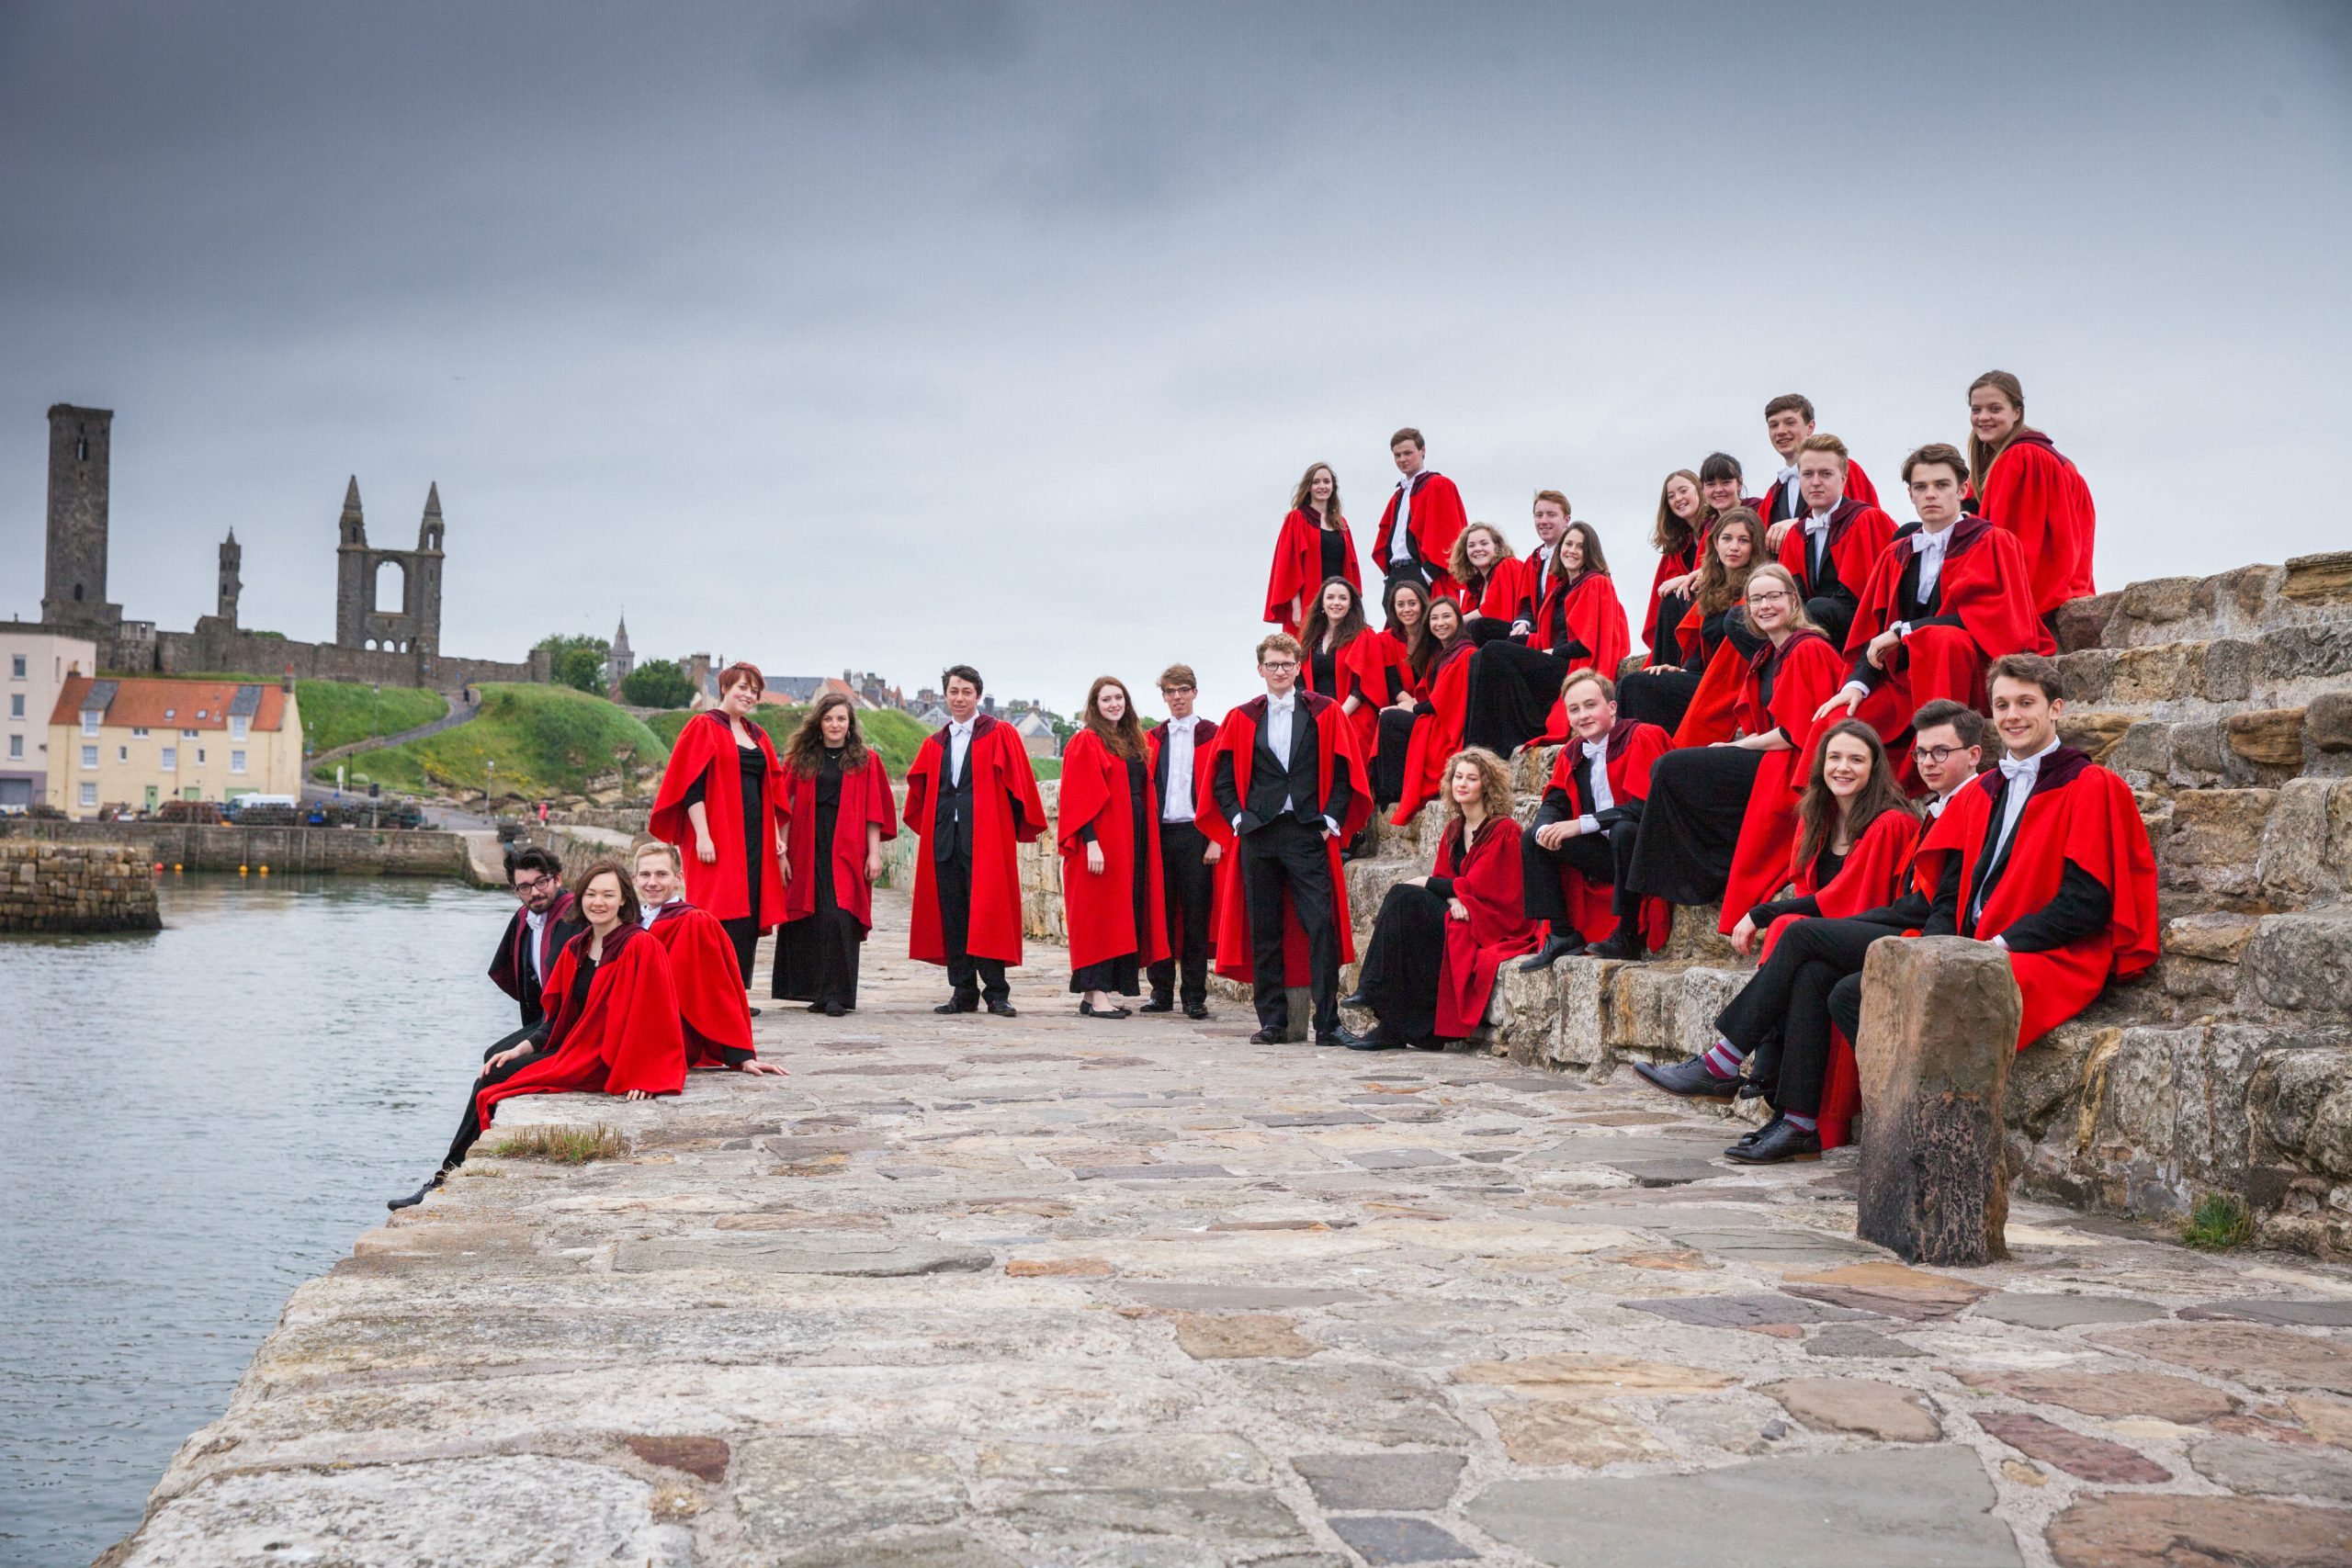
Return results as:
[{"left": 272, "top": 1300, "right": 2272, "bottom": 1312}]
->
[
  {"left": 1775, "top": 497, "right": 1895, "bottom": 604},
  {"left": 477, "top": 922, "right": 686, "bottom": 1126},
  {"left": 1670, "top": 597, "right": 1747, "bottom": 748},
  {"left": 1912, "top": 749, "right": 2157, "bottom": 1050},
  {"left": 1146, "top": 716, "right": 1223, "bottom": 964},
  {"left": 1641, "top": 540, "right": 1702, "bottom": 660},
  {"left": 902, "top": 715, "right": 1047, "bottom": 966},
  {"left": 1207, "top": 691, "right": 1374, "bottom": 981},
  {"left": 1057, "top": 728, "right": 1170, "bottom": 972},
  {"left": 644, "top": 901, "right": 755, "bottom": 1067},
  {"left": 650, "top": 712, "right": 788, "bottom": 927},
  {"left": 1341, "top": 628, "right": 1416, "bottom": 760},
  {"left": 1531, "top": 572, "right": 1635, "bottom": 745},
  {"left": 1977, "top": 431, "right": 2097, "bottom": 615},
  {"left": 488, "top": 890, "right": 578, "bottom": 1012},
  {"left": 1541, "top": 719, "right": 1673, "bottom": 950},
  {"left": 1390, "top": 639, "right": 1474, "bottom": 824},
  {"left": 1719, "top": 630, "right": 1849, "bottom": 931},
  {"left": 1371, "top": 471, "right": 1468, "bottom": 598},
  {"left": 1433, "top": 816, "right": 1544, "bottom": 1038},
  {"left": 777, "top": 750, "right": 897, "bottom": 932},
  {"left": 1264, "top": 507, "right": 1361, "bottom": 636}
]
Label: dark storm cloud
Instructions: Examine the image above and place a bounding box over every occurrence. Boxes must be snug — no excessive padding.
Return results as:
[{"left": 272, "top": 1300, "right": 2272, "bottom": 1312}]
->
[{"left": 0, "top": 2, "right": 2346, "bottom": 720}]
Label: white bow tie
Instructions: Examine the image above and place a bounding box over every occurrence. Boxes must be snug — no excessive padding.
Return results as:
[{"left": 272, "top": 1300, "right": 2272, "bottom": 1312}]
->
[
  {"left": 1582, "top": 739, "right": 1609, "bottom": 761},
  {"left": 1999, "top": 754, "right": 2039, "bottom": 783},
  {"left": 1804, "top": 511, "right": 1833, "bottom": 535},
  {"left": 1777, "top": 465, "right": 1799, "bottom": 484}
]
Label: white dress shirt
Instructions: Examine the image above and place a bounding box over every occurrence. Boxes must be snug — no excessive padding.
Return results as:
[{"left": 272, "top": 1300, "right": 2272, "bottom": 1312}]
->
[
  {"left": 1776, "top": 465, "right": 1801, "bottom": 514},
  {"left": 1575, "top": 737, "right": 1613, "bottom": 833},
  {"left": 1976, "top": 735, "right": 2061, "bottom": 933},
  {"left": 1236, "top": 691, "right": 1339, "bottom": 836},
  {"left": 947, "top": 717, "right": 975, "bottom": 783},
  {"left": 1161, "top": 722, "right": 1196, "bottom": 824},
  {"left": 524, "top": 906, "right": 551, "bottom": 980},
  {"left": 640, "top": 897, "right": 681, "bottom": 931},
  {"left": 1911, "top": 522, "right": 1952, "bottom": 607},
  {"left": 1388, "top": 475, "right": 1417, "bottom": 566},
  {"left": 1803, "top": 508, "right": 1835, "bottom": 579},
  {"left": 1515, "top": 542, "right": 1555, "bottom": 633}
]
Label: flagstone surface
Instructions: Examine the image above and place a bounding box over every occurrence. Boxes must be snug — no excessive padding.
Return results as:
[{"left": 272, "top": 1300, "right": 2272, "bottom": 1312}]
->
[{"left": 105, "top": 895, "right": 2352, "bottom": 1567}]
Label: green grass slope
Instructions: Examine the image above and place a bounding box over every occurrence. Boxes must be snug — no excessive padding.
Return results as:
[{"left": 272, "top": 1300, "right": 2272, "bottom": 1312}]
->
[
  {"left": 325, "top": 683, "right": 668, "bottom": 798},
  {"left": 297, "top": 682, "right": 447, "bottom": 753}
]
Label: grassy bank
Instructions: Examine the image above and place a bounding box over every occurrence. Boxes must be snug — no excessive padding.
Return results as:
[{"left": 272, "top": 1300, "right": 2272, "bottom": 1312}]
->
[
  {"left": 324, "top": 683, "right": 668, "bottom": 798},
  {"left": 646, "top": 705, "right": 1058, "bottom": 779},
  {"left": 298, "top": 682, "right": 447, "bottom": 753}
]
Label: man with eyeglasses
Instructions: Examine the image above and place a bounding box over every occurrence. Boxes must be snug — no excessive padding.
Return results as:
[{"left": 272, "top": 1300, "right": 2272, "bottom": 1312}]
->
[
  {"left": 487, "top": 845, "right": 583, "bottom": 1036},
  {"left": 1208, "top": 633, "right": 1371, "bottom": 1044}
]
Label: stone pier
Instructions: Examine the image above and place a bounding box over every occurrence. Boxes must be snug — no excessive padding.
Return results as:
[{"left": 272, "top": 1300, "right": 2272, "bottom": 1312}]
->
[{"left": 0, "top": 840, "right": 160, "bottom": 931}]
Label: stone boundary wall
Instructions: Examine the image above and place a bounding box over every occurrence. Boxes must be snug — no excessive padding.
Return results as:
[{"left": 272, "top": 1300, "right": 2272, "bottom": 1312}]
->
[
  {"left": 0, "top": 818, "right": 472, "bottom": 878},
  {"left": 0, "top": 841, "right": 160, "bottom": 932},
  {"left": 548, "top": 807, "right": 653, "bottom": 834}
]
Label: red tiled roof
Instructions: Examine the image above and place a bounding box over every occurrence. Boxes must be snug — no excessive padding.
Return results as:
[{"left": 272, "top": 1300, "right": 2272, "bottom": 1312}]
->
[{"left": 50, "top": 675, "right": 289, "bottom": 732}]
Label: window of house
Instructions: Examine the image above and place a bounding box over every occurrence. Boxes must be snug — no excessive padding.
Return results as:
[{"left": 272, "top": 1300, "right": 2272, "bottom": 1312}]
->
[
  {"left": 117, "top": 746, "right": 127, "bottom": 762},
  {"left": 163, "top": 708, "right": 175, "bottom": 720},
  {"left": 230, "top": 716, "right": 249, "bottom": 741},
  {"left": 181, "top": 728, "right": 198, "bottom": 739},
  {"left": 81, "top": 745, "right": 97, "bottom": 769},
  {"left": 9, "top": 655, "right": 23, "bottom": 679},
  {"left": 81, "top": 712, "right": 100, "bottom": 737},
  {"left": 195, "top": 709, "right": 207, "bottom": 719},
  {"left": 7, "top": 694, "right": 20, "bottom": 718},
  {"left": 196, "top": 749, "right": 207, "bottom": 765},
  {"left": 79, "top": 783, "right": 96, "bottom": 807},
  {"left": 231, "top": 750, "right": 247, "bottom": 773},
  {"left": 7, "top": 736, "right": 21, "bottom": 760},
  {"left": 131, "top": 727, "right": 149, "bottom": 739},
  {"left": 159, "top": 747, "right": 175, "bottom": 772}
]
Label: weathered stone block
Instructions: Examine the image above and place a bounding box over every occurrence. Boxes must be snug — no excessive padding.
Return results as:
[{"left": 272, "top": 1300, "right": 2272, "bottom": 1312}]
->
[
  {"left": 1853, "top": 937, "right": 2019, "bottom": 1265},
  {"left": 2281, "top": 547, "right": 2352, "bottom": 604},
  {"left": 2257, "top": 778, "right": 2352, "bottom": 905},
  {"left": 2119, "top": 576, "right": 2198, "bottom": 626},
  {"left": 2105, "top": 720, "right": 2173, "bottom": 780},
  {"left": 2227, "top": 708, "right": 2307, "bottom": 769},
  {"left": 2244, "top": 1040, "right": 2352, "bottom": 1181},
  {"left": 1487, "top": 961, "right": 1562, "bottom": 1065},
  {"left": 2168, "top": 717, "right": 2227, "bottom": 779},
  {"left": 2245, "top": 914, "right": 2352, "bottom": 1015},
  {"left": 2052, "top": 592, "right": 2118, "bottom": 653},
  {"left": 2109, "top": 643, "right": 2197, "bottom": 705},
  {"left": 1549, "top": 959, "right": 1611, "bottom": 1069},
  {"left": 2052, "top": 648, "right": 2115, "bottom": 705},
  {"left": 2160, "top": 789, "right": 2276, "bottom": 897},
  {"left": 2059, "top": 713, "right": 2132, "bottom": 764},
  {"left": 2308, "top": 691, "right": 2352, "bottom": 753},
  {"left": 2165, "top": 911, "right": 2260, "bottom": 963},
  {"left": 2198, "top": 637, "right": 2257, "bottom": 703},
  {"left": 1673, "top": 966, "right": 1747, "bottom": 1061},
  {"left": 2257, "top": 621, "right": 2352, "bottom": 685}
]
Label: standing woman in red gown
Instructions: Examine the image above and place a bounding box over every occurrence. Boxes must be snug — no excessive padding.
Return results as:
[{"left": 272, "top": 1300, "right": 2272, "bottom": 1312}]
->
[
  {"left": 1640, "top": 470, "right": 1708, "bottom": 669},
  {"left": 1264, "top": 463, "right": 1360, "bottom": 637},
  {"left": 1369, "top": 579, "right": 1433, "bottom": 811},
  {"left": 650, "top": 663, "right": 787, "bottom": 991},
  {"left": 1968, "top": 369, "right": 2097, "bottom": 620},
  {"left": 773, "top": 692, "right": 897, "bottom": 1017},
  {"left": 1057, "top": 676, "right": 1167, "bottom": 1018}
]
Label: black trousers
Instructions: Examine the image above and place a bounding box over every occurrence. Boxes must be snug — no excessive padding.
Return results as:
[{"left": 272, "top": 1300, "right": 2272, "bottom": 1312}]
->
[
  {"left": 935, "top": 848, "right": 1009, "bottom": 1005},
  {"left": 481, "top": 1023, "right": 536, "bottom": 1062},
  {"left": 1521, "top": 819, "right": 1639, "bottom": 924},
  {"left": 1374, "top": 705, "right": 1419, "bottom": 807},
  {"left": 443, "top": 1043, "right": 556, "bottom": 1171},
  {"left": 1358, "top": 881, "right": 1447, "bottom": 1046},
  {"left": 1149, "top": 819, "right": 1215, "bottom": 1008},
  {"left": 1713, "top": 915, "right": 1905, "bottom": 1118},
  {"left": 1650, "top": 591, "right": 1694, "bottom": 665},
  {"left": 1623, "top": 745, "right": 1763, "bottom": 906},
  {"left": 1617, "top": 665, "right": 1702, "bottom": 733},
  {"left": 1464, "top": 640, "right": 1575, "bottom": 756},
  {"left": 718, "top": 915, "right": 760, "bottom": 989},
  {"left": 1239, "top": 817, "right": 1340, "bottom": 1036}
]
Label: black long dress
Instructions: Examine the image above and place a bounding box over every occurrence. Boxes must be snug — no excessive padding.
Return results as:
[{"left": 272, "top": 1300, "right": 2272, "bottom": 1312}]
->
[
  {"left": 1318, "top": 526, "right": 1349, "bottom": 585},
  {"left": 1623, "top": 649, "right": 1795, "bottom": 905},
  {"left": 1463, "top": 589, "right": 1582, "bottom": 755},
  {"left": 1070, "top": 753, "right": 1149, "bottom": 998},
  {"left": 1620, "top": 604, "right": 1765, "bottom": 733},
  {"left": 773, "top": 747, "right": 862, "bottom": 1010},
  {"left": 1356, "top": 876, "right": 1455, "bottom": 1047},
  {"left": 683, "top": 735, "right": 768, "bottom": 982}
]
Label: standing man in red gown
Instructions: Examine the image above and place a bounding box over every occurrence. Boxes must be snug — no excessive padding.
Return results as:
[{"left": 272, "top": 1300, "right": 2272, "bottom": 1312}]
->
[
  {"left": 1370, "top": 427, "right": 1469, "bottom": 602},
  {"left": 1144, "top": 664, "right": 1222, "bottom": 1020},
  {"left": 903, "top": 666, "right": 1046, "bottom": 1017}
]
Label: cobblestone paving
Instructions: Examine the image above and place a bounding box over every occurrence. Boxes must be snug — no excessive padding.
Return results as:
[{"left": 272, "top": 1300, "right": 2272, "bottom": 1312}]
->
[{"left": 115, "top": 895, "right": 2352, "bottom": 1567}]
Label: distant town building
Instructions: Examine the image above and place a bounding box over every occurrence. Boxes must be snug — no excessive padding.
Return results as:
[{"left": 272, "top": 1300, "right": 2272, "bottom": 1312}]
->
[
  {"left": 47, "top": 673, "right": 302, "bottom": 818},
  {"left": 1012, "top": 708, "right": 1059, "bottom": 758},
  {"left": 1, "top": 627, "right": 97, "bottom": 808}
]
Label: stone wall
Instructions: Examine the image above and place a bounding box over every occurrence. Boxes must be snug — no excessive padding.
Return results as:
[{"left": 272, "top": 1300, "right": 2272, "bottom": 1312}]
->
[
  {"left": 142, "top": 624, "right": 544, "bottom": 694},
  {"left": 0, "top": 818, "right": 474, "bottom": 878},
  {"left": 0, "top": 840, "right": 160, "bottom": 931}
]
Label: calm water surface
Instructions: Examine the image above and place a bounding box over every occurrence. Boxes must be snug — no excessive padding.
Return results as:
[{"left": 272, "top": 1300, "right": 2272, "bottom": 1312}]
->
[{"left": 0, "top": 874, "right": 512, "bottom": 1567}]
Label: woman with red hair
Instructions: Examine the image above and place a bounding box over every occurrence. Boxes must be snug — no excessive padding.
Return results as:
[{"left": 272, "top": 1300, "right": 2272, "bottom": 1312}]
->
[{"left": 650, "top": 662, "right": 787, "bottom": 988}]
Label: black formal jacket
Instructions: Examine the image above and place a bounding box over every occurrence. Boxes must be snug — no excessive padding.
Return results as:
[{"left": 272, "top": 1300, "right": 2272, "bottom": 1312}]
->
[{"left": 488, "top": 890, "right": 584, "bottom": 1026}]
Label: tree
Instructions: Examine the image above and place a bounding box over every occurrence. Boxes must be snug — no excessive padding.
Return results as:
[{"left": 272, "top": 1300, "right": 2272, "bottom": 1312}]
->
[
  {"left": 554, "top": 647, "right": 605, "bottom": 693},
  {"left": 621, "top": 659, "right": 695, "bottom": 708}
]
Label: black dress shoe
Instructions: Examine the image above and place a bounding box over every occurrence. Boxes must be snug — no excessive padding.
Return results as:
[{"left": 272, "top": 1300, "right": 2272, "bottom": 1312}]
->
[
  {"left": 1633, "top": 1056, "right": 1742, "bottom": 1100},
  {"left": 1733, "top": 1112, "right": 1782, "bottom": 1149},
  {"left": 1139, "top": 997, "right": 1176, "bottom": 1013},
  {"left": 986, "top": 999, "right": 1019, "bottom": 1018},
  {"left": 387, "top": 1174, "right": 443, "bottom": 1212},
  {"left": 1319, "top": 1029, "right": 1365, "bottom": 1048},
  {"left": 1589, "top": 930, "right": 1648, "bottom": 962},
  {"left": 1409, "top": 1038, "right": 1451, "bottom": 1052},
  {"left": 822, "top": 1000, "right": 845, "bottom": 1018},
  {"left": 1519, "top": 932, "right": 1587, "bottom": 971},
  {"left": 935, "top": 994, "right": 979, "bottom": 1014},
  {"left": 1724, "top": 1118, "right": 1822, "bottom": 1165},
  {"left": 1339, "top": 990, "right": 1373, "bottom": 1010},
  {"left": 1250, "top": 1028, "right": 1286, "bottom": 1043},
  {"left": 748, "top": 1006, "right": 762, "bottom": 1017},
  {"left": 1080, "top": 1000, "right": 1132, "bottom": 1019},
  {"left": 1182, "top": 1002, "right": 1210, "bottom": 1020}
]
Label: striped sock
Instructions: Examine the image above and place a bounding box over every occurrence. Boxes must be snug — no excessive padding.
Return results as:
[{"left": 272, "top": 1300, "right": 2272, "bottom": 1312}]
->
[
  {"left": 1700, "top": 1040, "right": 1745, "bottom": 1079},
  {"left": 1781, "top": 1111, "right": 1818, "bottom": 1133}
]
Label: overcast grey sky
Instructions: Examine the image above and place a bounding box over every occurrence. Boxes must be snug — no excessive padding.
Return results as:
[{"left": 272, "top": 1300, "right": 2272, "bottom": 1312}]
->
[{"left": 3, "top": 1, "right": 2346, "bottom": 716}]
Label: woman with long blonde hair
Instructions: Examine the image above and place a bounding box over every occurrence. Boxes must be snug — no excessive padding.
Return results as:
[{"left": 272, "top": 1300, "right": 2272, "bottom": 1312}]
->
[{"left": 1263, "top": 461, "right": 1361, "bottom": 637}]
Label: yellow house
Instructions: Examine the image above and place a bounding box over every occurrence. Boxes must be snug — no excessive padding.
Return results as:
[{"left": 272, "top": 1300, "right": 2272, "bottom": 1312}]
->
[{"left": 47, "top": 675, "right": 303, "bottom": 818}]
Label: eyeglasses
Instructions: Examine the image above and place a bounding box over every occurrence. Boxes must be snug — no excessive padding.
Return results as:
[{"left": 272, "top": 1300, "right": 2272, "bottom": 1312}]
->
[
  {"left": 1747, "top": 590, "right": 1792, "bottom": 604},
  {"left": 1261, "top": 660, "right": 1299, "bottom": 672},
  {"left": 512, "top": 875, "right": 547, "bottom": 896},
  {"left": 1916, "top": 745, "right": 1973, "bottom": 766}
]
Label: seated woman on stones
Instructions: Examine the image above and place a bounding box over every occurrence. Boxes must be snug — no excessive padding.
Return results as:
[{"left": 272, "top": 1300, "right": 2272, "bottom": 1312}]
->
[
  {"left": 1388, "top": 595, "right": 1475, "bottom": 823},
  {"left": 390, "top": 860, "right": 685, "bottom": 1210},
  {"left": 1619, "top": 506, "right": 1761, "bottom": 738},
  {"left": 1447, "top": 523, "right": 1534, "bottom": 646},
  {"left": 1615, "top": 563, "right": 1847, "bottom": 959},
  {"left": 1339, "top": 746, "right": 1539, "bottom": 1051},
  {"left": 1464, "top": 520, "right": 1630, "bottom": 759},
  {"left": 1362, "top": 578, "right": 1429, "bottom": 810},
  {"left": 1636, "top": 468, "right": 1709, "bottom": 675}
]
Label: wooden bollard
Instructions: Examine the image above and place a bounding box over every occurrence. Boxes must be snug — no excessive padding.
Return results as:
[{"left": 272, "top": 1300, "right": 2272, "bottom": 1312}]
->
[{"left": 1852, "top": 937, "right": 2021, "bottom": 1267}]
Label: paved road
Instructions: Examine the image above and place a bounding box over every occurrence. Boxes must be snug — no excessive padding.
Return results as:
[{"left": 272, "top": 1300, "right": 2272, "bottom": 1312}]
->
[{"left": 114, "top": 894, "right": 2352, "bottom": 1567}]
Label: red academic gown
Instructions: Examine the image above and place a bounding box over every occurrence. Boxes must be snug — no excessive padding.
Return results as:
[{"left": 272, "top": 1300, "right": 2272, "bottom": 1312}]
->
[
  {"left": 1776, "top": 497, "right": 1896, "bottom": 609},
  {"left": 1641, "top": 541, "right": 1702, "bottom": 662},
  {"left": 1976, "top": 431, "right": 2098, "bottom": 615},
  {"left": 778, "top": 750, "right": 898, "bottom": 931},
  {"left": 902, "top": 715, "right": 1047, "bottom": 967},
  {"left": 650, "top": 712, "right": 788, "bottom": 927},
  {"left": 1371, "top": 471, "right": 1469, "bottom": 599},
  {"left": 1057, "top": 729, "right": 1170, "bottom": 973},
  {"left": 1670, "top": 597, "right": 1748, "bottom": 748},
  {"left": 1454, "top": 557, "right": 1536, "bottom": 626},
  {"left": 1912, "top": 749, "right": 2158, "bottom": 1051},
  {"left": 1390, "top": 640, "right": 1475, "bottom": 824},
  {"left": 1719, "top": 630, "right": 1849, "bottom": 933},
  {"left": 1530, "top": 572, "right": 1635, "bottom": 745},
  {"left": 642, "top": 900, "right": 756, "bottom": 1068},
  {"left": 1264, "top": 508, "right": 1361, "bottom": 637},
  {"left": 1762, "top": 461, "right": 1880, "bottom": 522},
  {"left": 1542, "top": 719, "right": 1675, "bottom": 951},
  {"left": 1207, "top": 692, "right": 1374, "bottom": 981},
  {"left": 1433, "top": 817, "right": 1544, "bottom": 1038},
  {"left": 1845, "top": 517, "right": 2049, "bottom": 755},
  {"left": 476, "top": 923, "right": 686, "bottom": 1127},
  {"left": 1755, "top": 808, "right": 1925, "bottom": 1150},
  {"left": 1342, "top": 628, "right": 1417, "bottom": 761},
  {"left": 1146, "top": 716, "right": 1223, "bottom": 968}
]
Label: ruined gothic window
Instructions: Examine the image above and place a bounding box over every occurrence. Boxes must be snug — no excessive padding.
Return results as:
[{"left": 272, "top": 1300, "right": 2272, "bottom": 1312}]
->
[{"left": 76, "top": 437, "right": 87, "bottom": 461}]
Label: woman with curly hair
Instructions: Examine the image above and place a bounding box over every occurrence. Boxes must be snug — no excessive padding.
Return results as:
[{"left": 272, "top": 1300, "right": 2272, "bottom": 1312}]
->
[
  {"left": 1339, "top": 746, "right": 1538, "bottom": 1051},
  {"left": 773, "top": 692, "right": 898, "bottom": 1016}
]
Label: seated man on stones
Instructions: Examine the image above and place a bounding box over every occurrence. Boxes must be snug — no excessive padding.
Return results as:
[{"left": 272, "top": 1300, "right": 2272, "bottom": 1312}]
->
[
  {"left": 632, "top": 839, "right": 789, "bottom": 1076},
  {"left": 1633, "top": 658, "right": 2154, "bottom": 1165},
  {"left": 1517, "top": 668, "right": 1673, "bottom": 971}
]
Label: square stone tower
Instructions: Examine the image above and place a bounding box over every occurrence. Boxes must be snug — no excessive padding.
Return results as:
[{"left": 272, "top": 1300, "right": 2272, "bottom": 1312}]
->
[{"left": 40, "top": 404, "right": 123, "bottom": 638}]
